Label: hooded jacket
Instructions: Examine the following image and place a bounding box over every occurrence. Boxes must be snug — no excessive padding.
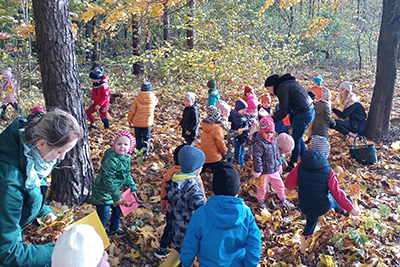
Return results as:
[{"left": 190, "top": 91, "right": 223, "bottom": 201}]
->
[
  {"left": 252, "top": 132, "right": 282, "bottom": 175},
  {"left": 91, "top": 149, "right": 137, "bottom": 205},
  {"left": 272, "top": 74, "right": 314, "bottom": 123},
  {"left": 312, "top": 101, "right": 335, "bottom": 138},
  {"left": 166, "top": 172, "right": 206, "bottom": 248},
  {"left": 179, "top": 103, "right": 200, "bottom": 139},
  {"left": 0, "top": 118, "right": 56, "bottom": 267},
  {"left": 200, "top": 119, "right": 227, "bottom": 163},
  {"left": 91, "top": 76, "right": 110, "bottom": 107},
  {"left": 180, "top": 195, "right": 261, "bottom": 267},
  {"left": 127, "top": 91, "right": 158, "bottom": 127}
]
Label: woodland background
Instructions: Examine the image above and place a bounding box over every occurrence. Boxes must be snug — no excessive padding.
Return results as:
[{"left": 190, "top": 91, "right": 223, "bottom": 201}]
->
[{"left": 1, "top": 0, "right": 400, "bottom": 266}]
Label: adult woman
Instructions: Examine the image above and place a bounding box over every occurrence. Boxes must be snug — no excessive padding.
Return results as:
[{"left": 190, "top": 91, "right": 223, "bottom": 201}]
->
[
  {"left": 0, "top": 109, "right": 83, "bottom": 266},
  {"left": 331, "top": 81, "right": 366, "bottom": 139},
  {"left": 264, "top": 73, "right": 315, "bottom": 169}
]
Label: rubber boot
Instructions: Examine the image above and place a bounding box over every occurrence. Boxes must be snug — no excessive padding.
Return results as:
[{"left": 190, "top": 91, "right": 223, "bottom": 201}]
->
[{"left": 102, "top": 118, "right": 109, "bottom": 129}]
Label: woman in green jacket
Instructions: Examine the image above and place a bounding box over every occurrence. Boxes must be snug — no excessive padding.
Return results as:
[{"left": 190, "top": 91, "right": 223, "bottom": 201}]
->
[{"left": 0, "top": 109, "right": 83, "bottom": 267}]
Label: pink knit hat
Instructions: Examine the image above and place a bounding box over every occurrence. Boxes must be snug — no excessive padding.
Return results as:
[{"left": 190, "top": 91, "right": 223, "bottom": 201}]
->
[
  {"left": 259, "top": 117, "right": 274, "bottom": 134},
  {"left": 31, "top": 106, "right": 45, "bottom": 115},
  {"left": 2, "top": 67, "right": 12, "bottom": 80},
  {"left": 276, "top": 133, "right": 294, "bottom": 152},
  {"left": 113, "top": 131, "right": 136, "bottom": 154},
  {"left": 246, "top": 95, "right": 257, "bottom": 111}
]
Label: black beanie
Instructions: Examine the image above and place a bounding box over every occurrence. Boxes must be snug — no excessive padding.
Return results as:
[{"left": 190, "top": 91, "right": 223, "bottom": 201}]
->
[
  {"left": 207, "top": 79, "right": 216, "bottom": 89},
  {"left": 264, "top": 74, "right": 280, "bottom": 87},
  {"left": 173, "top": 144, "right": 188, "bottom": 166},
  {"left": 212, "top": 162, "right": 241, "bottom": 196}
]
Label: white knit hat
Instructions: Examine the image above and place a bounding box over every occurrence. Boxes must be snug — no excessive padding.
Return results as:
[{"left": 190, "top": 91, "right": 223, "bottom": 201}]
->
[
  {"left": 339, "top": 81, "right": 353, "bottom": 92},
  {"left": 276, "top": 133, "right": 295, "bottom": 152},
  {"left": 51, "top": 224, "right": 104, "bottom": 267},
  {"left": 184, "top": 92, "right": 196, "bottom": 104}
]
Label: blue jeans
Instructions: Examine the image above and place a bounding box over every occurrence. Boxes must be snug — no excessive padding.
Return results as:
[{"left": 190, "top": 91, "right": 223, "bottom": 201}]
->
[
  {"left": 303, "top": 194, "right": 342, "bottom": 236},
  {"left": 290, "top": 108, "right": 315, "bottom": 165},
  {"left": 96, "top": 205, "right": 122, "bottom": 231},
  {"left": 234, "top": 139, "right": 245, "bottom": 165},
  {"left": 134, "top": 126, "right": 151, "bottom": 155}
]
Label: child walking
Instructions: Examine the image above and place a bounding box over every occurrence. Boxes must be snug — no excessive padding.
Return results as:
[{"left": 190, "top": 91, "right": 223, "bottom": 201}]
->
[
  {"left": 1, "top": 67, "right": 18, "bottom": 120},
  {"left": 91, "top": 131, "right": 137, "bottom": 236},
  {"left": 276, "top": 133, "right": 295, "bottom": 169},
  {"left": 308, "top": 76, "right": 323, "bottom": 101},
  {"left": 245, "top": 95, "right": 259, "bottom": 158},
  {"left": 86, "top": 66, "right": 110, "bottom": 130},
  {"left": 127, "top": 82, "right": 158, "bottom": 156},
  {"left": 228, "top": 99, "right": 249, "bottom": 166},
  {"left": 206, "top": 79, "right": 220, "bottom": 107},
  {"left": 252, "top": 117, "right": 294, "bottom": 208},
  {"left": 180, "top": 162, "right": 262, "bottom": 267},
  {"left": 178, "top": 92, "right": 200, "bottom": 146}
]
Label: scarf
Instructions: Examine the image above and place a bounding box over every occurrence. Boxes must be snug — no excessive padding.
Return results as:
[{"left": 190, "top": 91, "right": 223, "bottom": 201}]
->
[{"left": 341, "top": 92, "right": 359, "bottom": 109}]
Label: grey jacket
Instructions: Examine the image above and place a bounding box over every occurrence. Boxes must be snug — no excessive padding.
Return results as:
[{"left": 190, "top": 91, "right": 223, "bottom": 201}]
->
[{"left": 252, "top": 132, "right": 282, "bottom": 174}]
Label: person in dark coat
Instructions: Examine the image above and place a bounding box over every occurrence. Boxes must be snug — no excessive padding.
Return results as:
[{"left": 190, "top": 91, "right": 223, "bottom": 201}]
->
[
  {"left": 265, "top": 74, "right": 315, "bottom": 169},
  {"left": 179, "top": 92, "right": 200, "bottom": 146},
  {"left": 228, "top": 99, "right": 249, "bottom": 166}
]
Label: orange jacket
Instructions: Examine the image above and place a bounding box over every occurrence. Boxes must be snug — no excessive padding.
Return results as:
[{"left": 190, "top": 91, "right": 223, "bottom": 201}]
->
[
  {"left": 127, "top": 91, "right": 158, "bottom": 127},
  {"left": 309, "top": 86, "right": 322, "bottom": 101},
  {"left": 200, "top": 122, "right": 228, "bottom": 163}
]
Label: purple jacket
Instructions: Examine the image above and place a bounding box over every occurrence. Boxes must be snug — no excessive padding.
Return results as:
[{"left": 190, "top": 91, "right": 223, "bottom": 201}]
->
[{"left": 252, "top": 132, "right": 282, "bottom": 174}]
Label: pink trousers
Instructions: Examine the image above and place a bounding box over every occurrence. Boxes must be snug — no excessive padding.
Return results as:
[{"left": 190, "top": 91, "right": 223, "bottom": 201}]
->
[{"left": 256, "top": 170, "right": 286, "bottom": 202}]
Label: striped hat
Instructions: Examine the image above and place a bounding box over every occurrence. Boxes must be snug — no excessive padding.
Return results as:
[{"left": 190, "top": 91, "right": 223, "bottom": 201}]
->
[{"left": 113, "top": 131, "right": 136, "bottom": 154}]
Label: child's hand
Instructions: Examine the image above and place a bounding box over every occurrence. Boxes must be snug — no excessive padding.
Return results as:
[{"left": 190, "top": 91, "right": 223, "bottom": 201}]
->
[
  {"left": 95, "top": 105, "right": 100, "bottom": 110},
  {"left": 178, "top": 125, "right": 182, "bottom": 130},
  {"left": 238, "top": 130, "right": 243, "bottom": 135},
  {"left": 114, "top": 199, "right": 124, "bottom": 206},
  {"left": 253, "top": 172, "right": 261, "bottom": 178},
  {"left": 240, "top": 143, "right": 245, "bottom": 146},
  {"left": 350, "top": 207, "right": 360, "bottom": 216},
  {"left": 185, "top": 130, "right": 191, "bottom": 135},
  {"left": 282, "top": 161, "right": 288, "bottom": 168},
  {"left": 161, "top": 206, "right": 167, "bottom": 214}
]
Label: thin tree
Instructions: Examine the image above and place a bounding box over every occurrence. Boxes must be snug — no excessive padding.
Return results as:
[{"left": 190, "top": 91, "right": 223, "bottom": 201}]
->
[
  {"left": 32, "top": 0, "right": 95, "bottom": 205},
  {"left": 187, "top": 0, "right": 195, "bottom": 49},
  {"left": 364, "top": 0, "right": 400, "bottom": 139},
  {"left": 132, "top": 14, "right": 144, "bottom": 75}
]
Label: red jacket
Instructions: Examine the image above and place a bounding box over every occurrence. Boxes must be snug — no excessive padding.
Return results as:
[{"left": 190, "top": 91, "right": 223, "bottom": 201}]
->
[{"left": 92, "top": 76, "right": 110, "bottom": 106}]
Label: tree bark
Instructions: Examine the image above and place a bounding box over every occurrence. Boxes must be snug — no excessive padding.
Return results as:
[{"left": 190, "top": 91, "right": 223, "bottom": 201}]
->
[
  {"left": 163, "top": 2, "right": 171, "bottom": 42},
  {"left": 364, "top": 0, "right": 400, "bottom": 139},
  {"left": 187, "top": 0, "right": 195, "bottom": 49},
  {"left": 91, "top": 17, "right": 100, "bottom": 68},
  {"left": 132, "top": 15, "right": 144, "bottom": 75},
  {"left": 32, "top": 0, "right": 95, "bottom": 205}
]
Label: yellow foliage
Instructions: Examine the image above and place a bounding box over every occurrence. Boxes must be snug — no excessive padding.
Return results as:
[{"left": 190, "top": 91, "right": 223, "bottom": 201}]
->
[
  {"left": 81, "top": 9, "right": 95, "bottom": 23},
  {"left": 137, "top": 225, "right": 156, "bottom": 240},
  {"left": 302, "top": 17, "right": 332, "bottom": 39},
  {"left": 279, "top": 0, "right": 300, "bottom": 11},
  {"left": 319, "top": 254, "right": 337, "bottom": 267},
  {"left": 128, "top": 249, "right": 141, "bottom": 259},
  {"left": 71, "top": 23, "right": 78, "bottom": 37},
  {"left": 257, "top": 0, "right": 274, "bottom": 15},
  {"left": 14, "top": 23, "right": 35, "bottom": 38}
]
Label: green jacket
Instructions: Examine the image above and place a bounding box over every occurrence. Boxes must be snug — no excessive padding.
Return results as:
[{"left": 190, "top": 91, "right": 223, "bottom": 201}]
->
[
  {"left": 0, "top": 117, "right": 55, "bottom": 267},
  {"left": 91, "top": 149, "right": 137, "bottom": 205}
]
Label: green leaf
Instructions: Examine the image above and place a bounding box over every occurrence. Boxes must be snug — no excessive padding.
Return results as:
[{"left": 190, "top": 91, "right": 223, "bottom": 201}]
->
[
  {"left": 366, "top": 219, "right": 377, "bottom": 229},
  {"left": 337, "top": 239, "right": 344, "bottom": 249}
]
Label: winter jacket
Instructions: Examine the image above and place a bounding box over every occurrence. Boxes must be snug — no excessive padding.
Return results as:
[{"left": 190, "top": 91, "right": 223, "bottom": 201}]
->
[
  {"left": 2, "top": 80, "right": 17, "bottom": 103},
  {"left": 166, "top": 172, "right": 206, "bottom": 248},
  {"left": 91, "top": 149, "right": 137, "bottom": 205},
  {"left": 160, "top": 165, "right": 181, "bottom": 212},
  {"left": 180, "top": 195, "right": 262, "bottom": 267},
  {"left": 228, "top": 110, "right": 248, "bottom": 145},
  {"left": 179, "top": 103, "right": 200, "bottom": 139},
  {"left": 312, "top": 101, "right": 335, "bottom": 138},
  {"left": 285, "top": 150, "right": 354, "bottom": 216},
  {"left": 0, "top": 117, "right": 56, "bottom": 267},
  {"left": 200, "top": 119, "right": 227, "bottom": 163},
  {"left": 332, "top": 102, "right": 366, "bottom": 133},
  {"left": 207, "top": 89, "right": 220, "bottom": 107},
  {"left": 127, "top": 91, "right": 158, "bottom": 128},
  {"left": 91, "top": 76, "right": 110, "bottom": 107},
  {"left": 272, "top": 74, "right": 314, "bottom": 123},
  {"left": 220, "top": 118, "right": 237, "bottom": 160},
  {"left": 309, "top": 86, "right": 322, "bottom": 101},
  {"left": 252, "top": 132, "right": 282, "bottom": 175}
]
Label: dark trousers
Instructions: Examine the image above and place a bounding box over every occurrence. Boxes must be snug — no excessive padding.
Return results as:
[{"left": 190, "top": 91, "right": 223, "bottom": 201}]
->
[
  {"left": 290, "top": 108, "right": 315, "bottom": 166},
  {"left": 333, "top": 120, "right": 357, "bottom": 135},
  {"left": 201, "top": 161, "right": 222, "bottom": 174},
  {"left": 134, "top": 126, "right": 151, "bottom": 155},
  {"left": 96, "top": 204, "right": 122, "bottom": 231},
  {"left": 184, "top": 135, "right": 196, "bottom": 146},
  {"left": 160, "top": 212, "right": 173, "bottom": 248}
]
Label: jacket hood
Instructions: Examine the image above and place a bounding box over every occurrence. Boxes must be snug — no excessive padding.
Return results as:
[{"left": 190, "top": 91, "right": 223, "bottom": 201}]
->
[
  {"left": 301, "top": 150, "right": 329, "bottom": 170},
  {"left": 137, "top": 91, "right": 157, "bottom": 105},
  {"left": 205, "top": 196, "right": 245, "bottom": 229},
  {"left": 253, "top": 131, "right": 265, "bottom": 143},
  {"left": 0, "top": 117, "right": 27, "bottom": 171},
  {"left": 185, "top": 102, "right": 199, "bottom": 111},
  {"left": 202, "top": 118, "right": 222, "bottom": 126},
  {"left": 273, "top": 73, "right": 296, "bottom": 95},
  {"left": 168, "top": 173, "right": 198, "bottom": 202}
]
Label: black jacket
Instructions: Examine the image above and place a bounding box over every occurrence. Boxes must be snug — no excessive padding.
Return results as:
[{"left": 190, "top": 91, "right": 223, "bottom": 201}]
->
[
  {"left": 272, "top": 74, "right": 314, "bottom": 123},
  {"left": 228, "top": 110, "right": 248, "bottom": 144},
  {"left": 179, "top": 103, "right": 200, "bottom": 139},
  {"left": 332, "top": 102, "right": 366, "bottom": 133}
]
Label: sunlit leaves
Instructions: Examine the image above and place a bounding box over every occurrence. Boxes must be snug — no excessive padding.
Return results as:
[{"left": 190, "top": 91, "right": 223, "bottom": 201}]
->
[{"left": 14, "top": 23, "right": 35, "bottom": 37}]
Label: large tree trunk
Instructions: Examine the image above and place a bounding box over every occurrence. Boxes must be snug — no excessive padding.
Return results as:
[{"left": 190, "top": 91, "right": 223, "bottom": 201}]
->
[
  {"left": 132, "top": 15, "right": 143, "bottom": 75},
  {"left": 364, "top": 0, "right": 400, "bottom": 139},
  {"left": 187, "top": 0, "right": 195, "bottom": 49},
  {"left": 32, "top": 0, "right": 95, "bottom": 206}
]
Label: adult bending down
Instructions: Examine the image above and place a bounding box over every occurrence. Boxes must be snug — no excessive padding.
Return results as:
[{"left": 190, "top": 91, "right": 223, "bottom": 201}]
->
[
  {"left": 331, "top": 81, "right": 366, "bottom": 139},
  {"left": 0, "top": 109, "right": 83, "bottom": 267},
  {"left": 265, "top": 73, "right": 315, "bottom": 169}
]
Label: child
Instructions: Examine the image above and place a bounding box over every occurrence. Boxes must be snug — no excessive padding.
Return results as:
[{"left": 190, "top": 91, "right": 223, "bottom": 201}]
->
[
  {"left": 309, "top": 76, "right": 323, "bottom": 101},
  {"left": 228, "top": 99, "right": 249, "bottom": 166},
  {"left": 241, "top": 85, "right": 257, "bottom": 103},
  {"left": 166, "top": 146, "right": 206, "bottom": 252},
  {"left": 258, "top": 94, "right": 271, "bottom": 121},
  {"left": 180, "top": 162, "right": 261, "bottom": 267},
  {"left": 26, "top": 106, "right": 45, "bottom": 122},
  {"left": 86, "top": 66, "right": 110, "bottom": 130},
  {"left": 156, "top": 144, "right": 188, "bottom": 259},
  {"left": 200, "top": 105, "right": 227, "bottom": 173},
  {"left": 178, "top": 92, "right": 200, "bottom": 146},
  {"left": 1, "top": 67, "right": 18, "bottom": 120},
  {"left": 285, "top": 149, "right": 360, "bottom": 237},
  {"left": 245, "top": 95, "right": 259, "bottom": 158},
  {"left": 305, "top": 91, "right": 317, "bottom": 143},
  {"left": 310, "top": 87, "right": 335, "bottom": 157},
  {"left": 51, "top": 224, "right": 110, "bottom": 267},
  {"left": 127, "top": 82, "right": 158, "bottom": 156},
  {"left": 91, "top": 131, "right": 137, "bottom": 236},
  {"left": 252, "top": 117, "right": 294, "bottom": 208},
  {"left": 206, "top": 79, "right": 220, "bottom": 107},
  {"left": 276, "top": 133, "right": 295, "bottom": 168},
  {"left": 217, "top": 100, "right": 237, "bottom": 164}
]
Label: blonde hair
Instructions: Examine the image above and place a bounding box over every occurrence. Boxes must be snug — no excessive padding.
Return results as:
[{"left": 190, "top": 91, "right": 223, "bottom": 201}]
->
[{"left": 25, "top": 108, "right": 83, "bottom": 147}]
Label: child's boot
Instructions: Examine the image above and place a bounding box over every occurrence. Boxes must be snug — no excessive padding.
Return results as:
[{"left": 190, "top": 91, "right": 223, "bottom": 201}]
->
[
  {"left": 154, "top": 247, "right": 169, "bottom": 259},
  {"left": 102, "top": 118, "right": 109, "bottom": 129},
  {"left": 88, "top": 124, "right": 98, "bottom": 131},
  {"left": 282, "top": 198, "right": 295, "bottom": 208}
]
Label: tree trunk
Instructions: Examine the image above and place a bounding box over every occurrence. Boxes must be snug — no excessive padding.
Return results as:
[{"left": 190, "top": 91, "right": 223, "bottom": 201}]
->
[
  {"left": 86, "top": 20, "right": 92, "bottom": 61},
  {"left": 364, "top": 0, "right": 400, "bottom": 139},
  {"left": 91, "top": 17, "right": 99, "bottom": 68},
  {"left": 132, "top": 15, "right": 144, "bottom": 75},
  {"left": 163, "top": 2, "right": 171, "bottom": 42},
  {"left": 187, "top": 0, "right": 195, "bottom": 49},
  {"left": 32, "top": 0, "right": 95, "bottom": 206}
]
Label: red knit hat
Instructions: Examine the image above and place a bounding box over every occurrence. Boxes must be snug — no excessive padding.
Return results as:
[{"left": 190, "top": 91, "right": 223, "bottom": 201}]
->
[
  {"left": 244, "top": 85, "right": 253, "bottom": 94},
  {"left": 113, "top": 131, "right": 136, "bottom": 154},
  {"left": 259, "top": 117, "right": 275, "bottom": 134}
]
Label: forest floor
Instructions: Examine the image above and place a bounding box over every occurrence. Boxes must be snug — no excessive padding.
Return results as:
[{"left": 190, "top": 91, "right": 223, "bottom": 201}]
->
[{"left": 4, "top": 72, "right": 400, "bottom": 266}]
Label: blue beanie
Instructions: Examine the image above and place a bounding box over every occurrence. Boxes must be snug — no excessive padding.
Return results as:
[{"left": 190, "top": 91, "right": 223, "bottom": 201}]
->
[
  {"left": 313, "top": 76, "right": 323, "bottom": 86},
  {"left": 234, "top": 99, "right": 248, "bottom": 111},
  {"left": 178, "top": 146, "right": 205, "bottom": 173},
  {"left": 89, "top": 67, "right": 103, "bottom": 80},
  {"left": 141, "top": 82, "right": 153, "bottom": 91}
]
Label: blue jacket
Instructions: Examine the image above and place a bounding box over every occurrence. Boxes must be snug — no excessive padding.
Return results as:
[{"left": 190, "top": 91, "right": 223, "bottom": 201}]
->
[
  {"left": 180, "top": 195, "right": 261, "bottom": 267},
  {"left": 207, "top": 89, "right": 220, "bottom": 107}
]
